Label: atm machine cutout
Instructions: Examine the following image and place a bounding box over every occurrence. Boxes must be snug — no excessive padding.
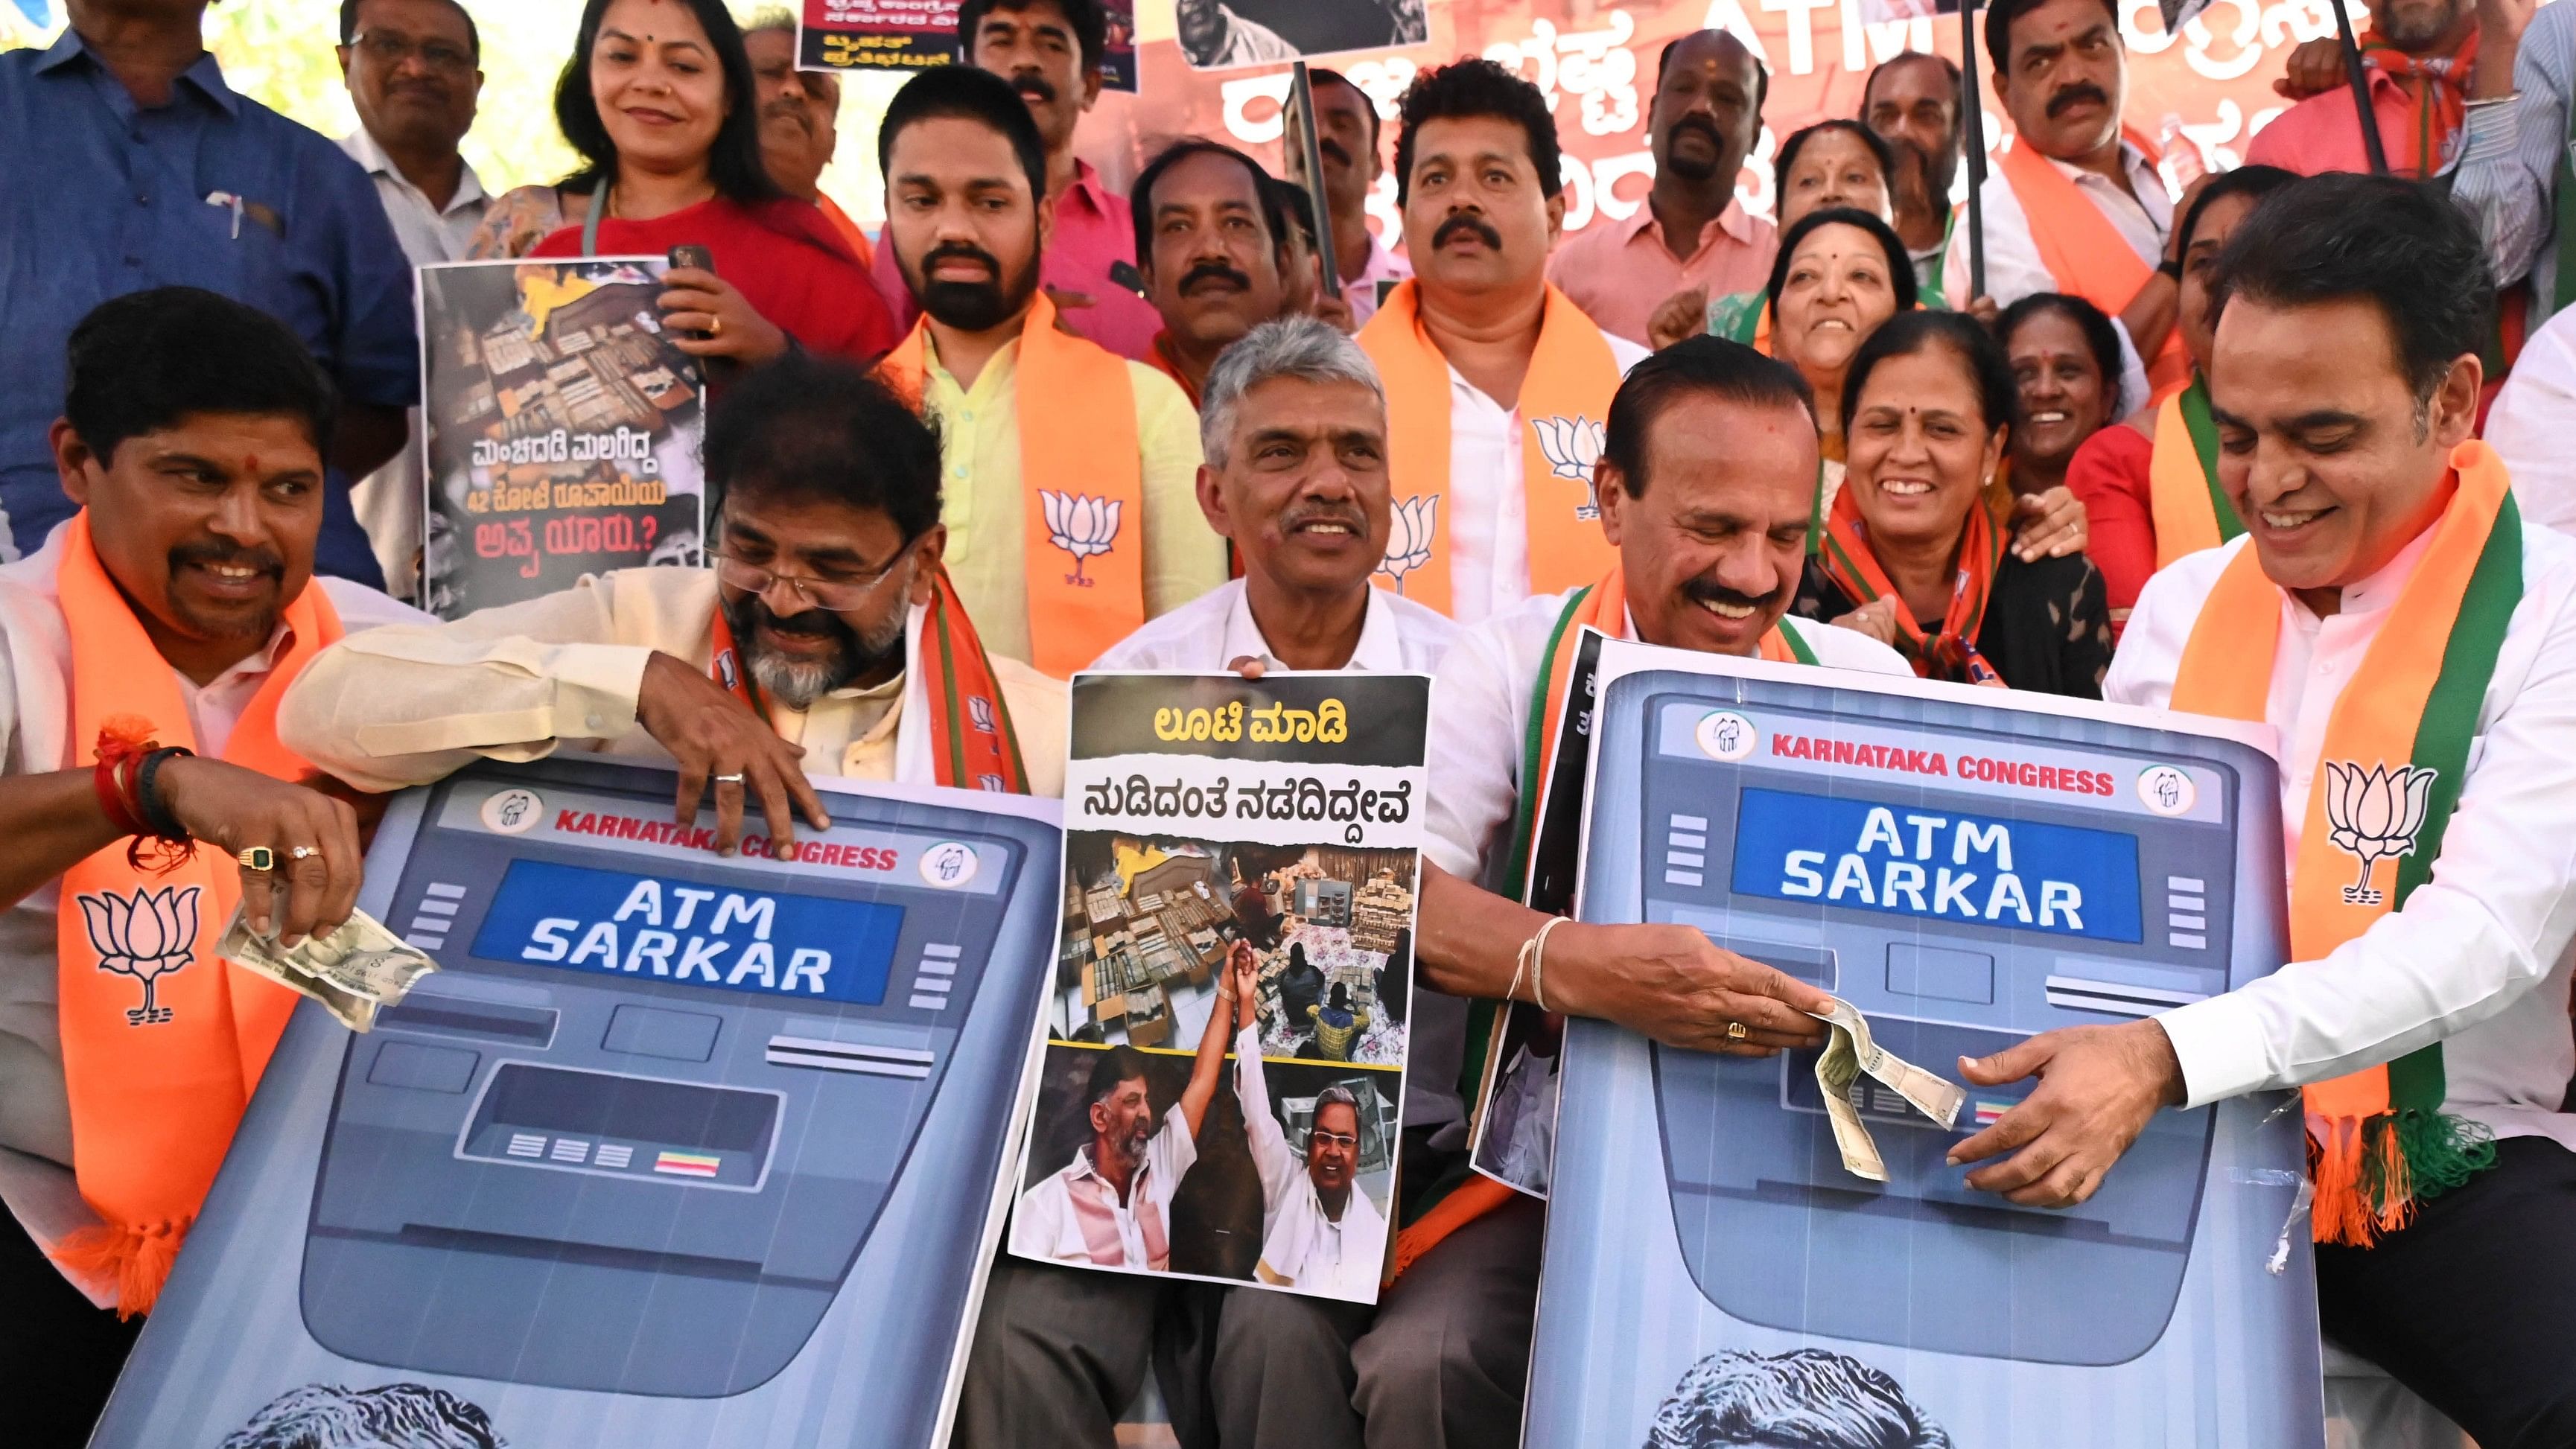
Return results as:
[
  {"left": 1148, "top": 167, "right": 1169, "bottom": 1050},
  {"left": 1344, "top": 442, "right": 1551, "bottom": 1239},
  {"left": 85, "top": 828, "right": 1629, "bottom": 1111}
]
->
[
  {"left": 1525, "top": 643, "right": 2326, "bottom": 1448},
  {"left": 94, "top": 758, "right": 1062, "bottom": 1448}
]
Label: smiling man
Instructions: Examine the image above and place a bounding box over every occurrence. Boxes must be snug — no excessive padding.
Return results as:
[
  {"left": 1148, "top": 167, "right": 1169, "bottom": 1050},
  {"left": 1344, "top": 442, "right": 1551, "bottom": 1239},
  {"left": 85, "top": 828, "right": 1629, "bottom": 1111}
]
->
[
  {"left": 1949, "top": 176, "right": 2576, "bottom": 1448},
  {"left": 0, "top": 288, "right": 422, "bottom": 1445},
  {"left": 1095, "top": 316, "right": 1459, "bottom": 675},
  {"left": 871, "top": 65, "right": 1220, "bottom": 677},
  {"left": 1359, "top": 59, "right": 1651, "bottom": 625},
  {"left": 1549, "top": 30, "right": 1774, "bottom": 348},
  {"left": 1384, "top": 337, "right": 1906, "bottom": 1448},
  {"left": 867, "top": 0, "right": 1159, "bottom": 359},
  {"left": 1129, "top": 139, "right": 1293, "bottom": 408},
  {"left": 1946, "top": 0, "right": 2176, "bottom": 402}
]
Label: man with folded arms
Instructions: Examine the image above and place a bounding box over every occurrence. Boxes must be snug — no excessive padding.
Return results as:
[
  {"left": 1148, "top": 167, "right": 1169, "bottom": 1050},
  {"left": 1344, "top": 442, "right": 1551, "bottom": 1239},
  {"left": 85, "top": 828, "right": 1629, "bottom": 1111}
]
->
[
  {"left": 1098, "top": 316, "right": 1457, "bottom": 676},
  {"left": 1358, "top": 59, "right": 1650, "bottom": 626},
  {"left": 1949, "top": 176, "right": 2576, "bottom": 1448},
  {"left": 0, "top": 288, "right": 419, "bottom": 1444},
  {"left": 874, "top": 66, "right": 1221, "bottom": 679},
  {"left": 1390, "top": 337, "right": 1909, "bottom": 1446},
  {"left": 281, "top": 353, "right": 1066, "bottom": 826}
]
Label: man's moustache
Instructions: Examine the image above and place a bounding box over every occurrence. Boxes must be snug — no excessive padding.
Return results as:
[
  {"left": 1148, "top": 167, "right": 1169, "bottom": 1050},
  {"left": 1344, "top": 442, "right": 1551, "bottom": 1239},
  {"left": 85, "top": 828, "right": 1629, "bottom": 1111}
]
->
[
  {"left": 2046, "top": 83, "right": 2109, "bottom": 118},
  {"left": 1680, "top": 576, "right": 1772, "bottom": 614},
  {"left": 761, "top": 98, "right": 813, "bottom": 133},
  {"left": 1668, "top": 115, "right": 1723, "bottom": 149},
  {"left": 1180, "top": 260, "right": 1253, "bottom": 295},
  {"left": 1013, "top": 71, "right": 1057, "bottom": 104},
  {"left": 1318, "top": 138, "right": 1352, "bottom": 168},
  {"left": 171, "top": 542, "right": 283, "bottom": 578},
  {"left": 747, "top": 599, "right": 847, "bottom": 639},
  {"left": 920, "top": 243, "right": 1002, "bottom": 279},
  {"left": 1282, "top": 503, "right": 1370, "bottom": 537},
  {"left": 1432, "top": 212, "right": 1504, "bottom": 250}
]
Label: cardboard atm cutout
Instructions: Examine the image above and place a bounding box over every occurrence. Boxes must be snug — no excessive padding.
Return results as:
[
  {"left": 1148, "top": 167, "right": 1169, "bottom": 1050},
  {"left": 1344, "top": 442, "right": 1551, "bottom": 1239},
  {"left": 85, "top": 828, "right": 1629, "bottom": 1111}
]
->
[
  {"left": 1528, "top": 640, "right": 2327, "bottom": 1448},
  {"left": 92, "top": 758, "right": 1060, "bottom": 1448}
]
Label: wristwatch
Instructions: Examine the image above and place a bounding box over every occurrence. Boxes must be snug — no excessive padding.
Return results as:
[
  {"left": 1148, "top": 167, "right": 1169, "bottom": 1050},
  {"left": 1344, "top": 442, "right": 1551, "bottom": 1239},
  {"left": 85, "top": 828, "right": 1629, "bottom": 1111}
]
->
[{"left": 2156, "top": 256, "right": 2184, "bottom": 281}]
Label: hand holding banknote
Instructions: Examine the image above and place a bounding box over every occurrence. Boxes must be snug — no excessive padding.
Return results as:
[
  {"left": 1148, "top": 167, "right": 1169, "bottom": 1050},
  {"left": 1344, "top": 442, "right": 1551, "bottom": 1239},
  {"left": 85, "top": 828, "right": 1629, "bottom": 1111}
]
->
[
  {"left": 220, "top": 905, "right": 437, "bottom": 1033},
  {"left": 1807, "top": 996, "right": 1968, "bottom": 1183}
]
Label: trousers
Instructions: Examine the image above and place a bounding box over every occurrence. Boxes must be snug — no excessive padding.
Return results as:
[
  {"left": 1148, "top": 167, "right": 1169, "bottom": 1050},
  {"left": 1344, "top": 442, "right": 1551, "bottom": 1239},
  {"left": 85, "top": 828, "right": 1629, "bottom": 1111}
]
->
[
  {"left": 2315, "top": 1133, "right": 2576, "bottom": 1449},
  {"left": 0, "top": 1207, "right": 141, "bottom": 1448}
]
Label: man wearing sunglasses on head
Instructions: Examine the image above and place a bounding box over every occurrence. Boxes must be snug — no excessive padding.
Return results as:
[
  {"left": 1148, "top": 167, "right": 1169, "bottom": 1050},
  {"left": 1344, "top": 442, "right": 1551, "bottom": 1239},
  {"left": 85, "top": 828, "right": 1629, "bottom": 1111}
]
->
[{"left": 279, "top": 354, "right": 1070, "bottom": 842}]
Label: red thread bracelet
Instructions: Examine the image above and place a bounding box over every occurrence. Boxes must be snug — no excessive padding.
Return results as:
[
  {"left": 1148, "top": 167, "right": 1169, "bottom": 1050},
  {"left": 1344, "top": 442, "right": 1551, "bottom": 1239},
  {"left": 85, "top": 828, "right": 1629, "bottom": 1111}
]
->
[{"left": 93, "top": 719, "right": 157, "bottom": 837}]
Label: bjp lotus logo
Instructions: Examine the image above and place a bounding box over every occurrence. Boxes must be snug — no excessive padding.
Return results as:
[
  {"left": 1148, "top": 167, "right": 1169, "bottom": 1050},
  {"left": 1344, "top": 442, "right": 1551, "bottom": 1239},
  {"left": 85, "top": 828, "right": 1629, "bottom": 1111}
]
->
[
  {"left": 77, "top": 885, "right": 200, "bottom": 1026},
  {"left": 2322, "top": 761, "right": 2437, "bottom": 905},
  {"left": 1377, "top": 494, "right": 1438, "bottom": 594},
  {"left": 1039, "top": 491, "right": 1121, "bottom": 586},
  {"left": 1532, "top": 415, "right": 1607, "bottom": 520}
]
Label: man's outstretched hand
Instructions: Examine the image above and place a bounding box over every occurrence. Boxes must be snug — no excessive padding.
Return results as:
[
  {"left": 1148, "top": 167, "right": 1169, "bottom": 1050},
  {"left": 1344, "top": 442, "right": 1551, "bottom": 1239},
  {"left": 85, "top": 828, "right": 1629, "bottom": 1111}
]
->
[
  {"left": 635, "top": 650, "right": 830, "bottom": 856},
  {"left": 1945, "top": 1019, "right": 2187, "bottom": 1207}
]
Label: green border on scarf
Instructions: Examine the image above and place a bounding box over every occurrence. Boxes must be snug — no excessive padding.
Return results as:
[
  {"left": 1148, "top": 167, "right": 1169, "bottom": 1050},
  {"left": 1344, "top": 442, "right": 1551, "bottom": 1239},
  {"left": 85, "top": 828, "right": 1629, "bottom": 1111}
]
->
[{"left": 2177, "top": 377, "right": 2245, "bottom": 545}]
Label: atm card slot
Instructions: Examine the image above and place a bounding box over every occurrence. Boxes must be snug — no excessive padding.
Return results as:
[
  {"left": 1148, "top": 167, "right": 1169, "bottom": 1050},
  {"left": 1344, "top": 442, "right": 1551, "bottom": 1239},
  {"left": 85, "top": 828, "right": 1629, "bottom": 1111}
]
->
[
  {"left": 2044, "top": 974, "right": 2208, "bottom": 1019},
  {"left": 378, "top": 998, "right": 559, "bottom": 1047},
  {"left": 766, "top": 1034, "right": 935, "bottom": 1079}
]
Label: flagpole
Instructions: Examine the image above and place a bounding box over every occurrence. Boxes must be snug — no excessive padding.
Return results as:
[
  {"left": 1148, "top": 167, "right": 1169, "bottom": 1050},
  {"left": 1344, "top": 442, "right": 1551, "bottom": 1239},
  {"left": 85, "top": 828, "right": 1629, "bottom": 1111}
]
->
[
  {"left": 2327, "top": 0, "right": 2392, "bottom": 173},
  {"left": 1288, "top": 63, "right": 1343, "bottom": 299},
  {"left": 1958, "top": 0, "right": 1989, "bottom": 302}
]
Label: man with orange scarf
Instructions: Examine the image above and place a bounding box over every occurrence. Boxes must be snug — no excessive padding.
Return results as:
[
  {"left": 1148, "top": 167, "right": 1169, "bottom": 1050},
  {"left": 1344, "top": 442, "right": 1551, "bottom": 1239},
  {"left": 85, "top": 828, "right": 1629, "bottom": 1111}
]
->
[
  {"left": 1383, "top": 339, "right": 1907, "bottom": 1448},
  {"left": 2249, "top": 0, "right": 2519, "bottom": 179},
  {"left": 1949, "top": 179, "right": 2576, "bottom": 1446},
  {"left": 0, "top": 289, "right": 425, "bottom": 1445},
  {"left": 1358, "top": 59, "right": 1653, "bottom": 627},
  {"left": 1944, "top": 0, "right": 2178, "bottom": 407}
]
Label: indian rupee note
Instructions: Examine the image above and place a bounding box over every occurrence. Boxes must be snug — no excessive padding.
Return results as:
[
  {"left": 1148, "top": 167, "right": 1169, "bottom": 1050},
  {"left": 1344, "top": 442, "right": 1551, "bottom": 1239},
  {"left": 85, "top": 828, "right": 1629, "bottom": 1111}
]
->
[{"left": 1807, "top": 996, "right": 1968, "bottom": 1180}]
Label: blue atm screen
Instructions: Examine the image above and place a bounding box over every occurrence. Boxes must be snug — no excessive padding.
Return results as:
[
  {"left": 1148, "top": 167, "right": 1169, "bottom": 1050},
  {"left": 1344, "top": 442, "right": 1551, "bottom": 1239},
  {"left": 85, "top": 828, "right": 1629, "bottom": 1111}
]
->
[
  {"left": 471, "top": 859, "right": 905, "bottom": 1004},
  {"left": 1729, "top": 786, "right": 2143, "bottom": 943}
]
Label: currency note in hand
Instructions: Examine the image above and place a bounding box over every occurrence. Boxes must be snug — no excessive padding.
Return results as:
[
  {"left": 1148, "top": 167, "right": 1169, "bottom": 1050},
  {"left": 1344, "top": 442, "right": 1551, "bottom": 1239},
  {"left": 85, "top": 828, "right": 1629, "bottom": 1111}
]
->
[
  {"left": 219, "top": 906, "right": 436, "bottom": 1033},
  {"left": 1808, "top": 996, "right": 1968, "bottom": 1182}
]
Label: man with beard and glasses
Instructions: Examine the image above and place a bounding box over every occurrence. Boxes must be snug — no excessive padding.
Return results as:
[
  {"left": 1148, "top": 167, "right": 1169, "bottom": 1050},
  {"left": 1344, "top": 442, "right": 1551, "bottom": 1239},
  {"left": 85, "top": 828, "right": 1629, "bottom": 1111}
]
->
[
  {"left": 2250, "top": 0, "right": 2520, "bottom": 178},
  {"left": 1386, "top": 338, "right": 1904, "bottom": 1448},
  {"left": 0, "top": 288, "right": 422, "bottom": 1445},
  {"left": 1360, "top": 60, "right": 1653, "bottom": 626},
  {"left": 867, "top": 0, "right": 1160, "bottom": 360},
  {"left": 1946, "top": 0, "right": 2181, "bottom": 402},
  {"left": 873, "top": 66, "right": 1221, "bottom": 678},
  {"left": 1095, "top": 316, "right": 1460, "bottom": 675},
  {"left": 1309, "top": 68, "right": 1411, "bottom": 328},
  {"left": 1549, "top": 31, "right": 1775, "bottom": 349},
  {"left": 742, "top": 7, "right": 877, "bottom": 270},
  {"left": 1130, "top": 140, "right": 1294, "bottom": 408},
  {"left": 282, "top": 351, "right": 1068, "bottom": 865},
  {"left": 1863, "top": 51, "right": 1965, "bottom": 303}
]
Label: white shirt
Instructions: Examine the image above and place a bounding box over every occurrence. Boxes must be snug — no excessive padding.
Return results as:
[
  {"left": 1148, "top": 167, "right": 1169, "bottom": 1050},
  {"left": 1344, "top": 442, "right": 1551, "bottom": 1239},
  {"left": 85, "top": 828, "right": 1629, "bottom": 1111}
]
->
[
  {"left": 1942, "top": 138, "right": 2166, "bottom": 413},
  {"left": 1232, "top": 1025, "right": 1389, "bottom": 1299},
  {"left": 1444, "top": 331, "right": 1653, "bottom": 627},
  {"left": 2111, "top": 530, "right": 2576, "bottom": 1151},
  {"left": 1090, "top": 576, "right": 1460, "bottom": 675},
  {"left": 0, "top": 525, "right": 424, "bottom": 1295},
  {"left": 1344, "top": 235, "right": 1413, "bottom": 330},
  {"left": 336, "top": 127, "right": 489, "bottom": 267},
  {"left": 2487, "top": 304, "right": 2576, "bottom": 536},
  {"left": 1405, "top": 596, "right": 1912, "bottom": 1128},
  {"left": 1009, "top": 1101, "right": 1199, "bottom": 1268}
]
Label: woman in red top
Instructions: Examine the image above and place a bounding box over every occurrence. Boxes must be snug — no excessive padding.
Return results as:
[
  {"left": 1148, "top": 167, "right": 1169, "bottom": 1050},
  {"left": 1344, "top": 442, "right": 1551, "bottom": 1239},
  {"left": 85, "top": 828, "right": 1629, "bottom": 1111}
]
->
[
  {"left": 2062, "top": 165, "right": 2294, "bottom": 627},
  {"left": 512, "top": 0, "right": 897, "bottom": 366}
]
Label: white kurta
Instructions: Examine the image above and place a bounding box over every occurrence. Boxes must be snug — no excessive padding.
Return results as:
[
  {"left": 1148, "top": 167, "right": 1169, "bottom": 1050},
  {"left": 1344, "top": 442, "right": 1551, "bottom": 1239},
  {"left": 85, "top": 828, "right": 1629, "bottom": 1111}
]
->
[
  {"left": 1231, "top": 1025, "right": 1389, "bottom": 1299},
  {"left": 1009, "top": 1103, "right": 1199, "bottom": 1269}
]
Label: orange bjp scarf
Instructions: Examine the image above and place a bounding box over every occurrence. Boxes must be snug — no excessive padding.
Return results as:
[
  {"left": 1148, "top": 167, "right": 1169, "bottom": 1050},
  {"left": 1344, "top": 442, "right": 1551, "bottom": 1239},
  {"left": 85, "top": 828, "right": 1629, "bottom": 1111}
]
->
[
  {"left": 2169, "top": 444, "right": 2519, "bottom": 1245},
  {"left": 1358, "top": 280, "right": 1626, "bottom": 614},
  {"left": 2148, "top": 375, "right": 2244, "bottom": 567},
  {"left": 1390, "top": 567, "right": 1813, "bottom": 1281},
  {"left": 877, "top": 292, "right": 1145, "bottom": 679},
  {"left": 1813, "top": 480, "right": 2008, "bottom": 685},
  {"left": 707, "top": 564, "right": 1030, "bottom": 794},
  {"left": 1995, "top": 127, "right": 2189, "bottom": 400},
  {"left": 2359, "top": 25, "right": 2479, "bottom": 179},
  {"left": 51, "top": 512, "right": 337, "bottom": 1313}
]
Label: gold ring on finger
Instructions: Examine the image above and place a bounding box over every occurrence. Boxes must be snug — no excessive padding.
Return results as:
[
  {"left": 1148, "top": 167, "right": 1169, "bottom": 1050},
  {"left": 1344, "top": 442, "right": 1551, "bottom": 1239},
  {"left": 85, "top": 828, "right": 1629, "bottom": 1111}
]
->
[
  {"left": 708, "top": 314, "right": 724, "bottom": 339},
  {"left": 1726, "top": 1020, "right": 1749, "bottom": 1041},
  {"left": 238, "top": 846, "right": 276, "bottom": 872}
]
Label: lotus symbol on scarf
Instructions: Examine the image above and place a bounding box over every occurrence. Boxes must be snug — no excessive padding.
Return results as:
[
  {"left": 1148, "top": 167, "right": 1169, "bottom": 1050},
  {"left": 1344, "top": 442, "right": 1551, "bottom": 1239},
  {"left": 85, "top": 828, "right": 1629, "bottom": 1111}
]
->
[
  {"left": 1376, "top": 494, "right": 1439, "bottom": 594},
  {"left": 77, "top": 885, "right": 199, "bottom": 1025},
  {"left": 1532, "top": 415, "right": 1607, "bottom": 519},
  {"left": 1040, "top": 491, "right": 1122, "bottom": 585},
  {"left": 2322, "top": 761, "right": 2437, "bottom": 906}
]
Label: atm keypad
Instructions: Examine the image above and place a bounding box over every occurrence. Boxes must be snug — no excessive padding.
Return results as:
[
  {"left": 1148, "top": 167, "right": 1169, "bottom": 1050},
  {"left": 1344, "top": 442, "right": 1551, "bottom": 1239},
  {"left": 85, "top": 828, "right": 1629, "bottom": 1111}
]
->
[
  {"left": 406, "top": 881, "right": 468, "bottom": 952},
  {"left": 909, "top": 942, "right": 962, "bottom": 1012},
  {"left": 1664, "top": 813, "right": 1710, "bottom": 889},
  {"left": 2165, "top": 875, "right": 2209, "bottom": 950}
]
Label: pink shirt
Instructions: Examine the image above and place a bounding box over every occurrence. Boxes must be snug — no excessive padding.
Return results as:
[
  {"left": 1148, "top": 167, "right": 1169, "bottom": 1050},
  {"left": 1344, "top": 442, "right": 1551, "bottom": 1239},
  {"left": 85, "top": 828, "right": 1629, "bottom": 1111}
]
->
[
  {"left": 1546, "top": 200, "right": 1778, "bottom": 348},
  {"left": 2244, "top": 61, "right": 2467, "bottom": 179},
  {"left": 871, "top": 158, "right": 1161, "bottom": 361}
]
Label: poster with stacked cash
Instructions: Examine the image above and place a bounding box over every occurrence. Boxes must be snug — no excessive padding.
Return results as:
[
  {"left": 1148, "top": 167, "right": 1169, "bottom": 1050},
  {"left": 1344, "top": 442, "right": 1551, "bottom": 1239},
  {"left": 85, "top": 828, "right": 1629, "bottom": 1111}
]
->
[
  {"left": 1011, "top": 672, "right": 1427, "bottom": 1304},
  {"left": 1524, "top": 637, "right": 2327, "bottom": 1448},
  {"left": 92, "top": 756, "right": 1065, "bottom": 1449},
  {"left": 798, "top": 0, "right": 1139, "bottom": 90},
  {"left": 417, "top": 258, "right": 706, "bottom": 619}
]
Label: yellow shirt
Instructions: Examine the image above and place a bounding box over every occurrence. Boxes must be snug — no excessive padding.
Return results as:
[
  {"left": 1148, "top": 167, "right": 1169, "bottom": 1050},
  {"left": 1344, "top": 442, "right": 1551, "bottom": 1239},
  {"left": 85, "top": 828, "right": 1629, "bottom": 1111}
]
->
[
  {"left": 920, "top": 334, "right": 1224, "bottom": 670},
  {"left": 276, "top": 567, "right": 1068, "bottom": 798}
]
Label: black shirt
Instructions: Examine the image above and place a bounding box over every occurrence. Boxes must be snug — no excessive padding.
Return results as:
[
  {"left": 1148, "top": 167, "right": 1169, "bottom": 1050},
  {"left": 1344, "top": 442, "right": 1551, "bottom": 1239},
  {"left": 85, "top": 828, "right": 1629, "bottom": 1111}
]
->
[{"left": 1794, "top": 551, "right": 2114, "bottom": 698}]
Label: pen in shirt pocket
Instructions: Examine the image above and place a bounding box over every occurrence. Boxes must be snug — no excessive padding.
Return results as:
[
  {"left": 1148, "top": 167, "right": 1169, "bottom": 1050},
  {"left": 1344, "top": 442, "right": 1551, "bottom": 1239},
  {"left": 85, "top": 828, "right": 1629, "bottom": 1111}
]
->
[
  {"left": 206, "top": 190, "right": 245, "bottom": 239},
  {"left": 203, "top": 191, "right": 284, "bottom": 240}
]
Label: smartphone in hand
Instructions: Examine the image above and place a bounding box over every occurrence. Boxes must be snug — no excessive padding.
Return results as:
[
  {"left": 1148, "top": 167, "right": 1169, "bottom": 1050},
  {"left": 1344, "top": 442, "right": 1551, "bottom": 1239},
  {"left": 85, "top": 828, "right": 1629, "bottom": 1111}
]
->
[{"left": 667, "top": 245, "right": 713, "bottom": 342}]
